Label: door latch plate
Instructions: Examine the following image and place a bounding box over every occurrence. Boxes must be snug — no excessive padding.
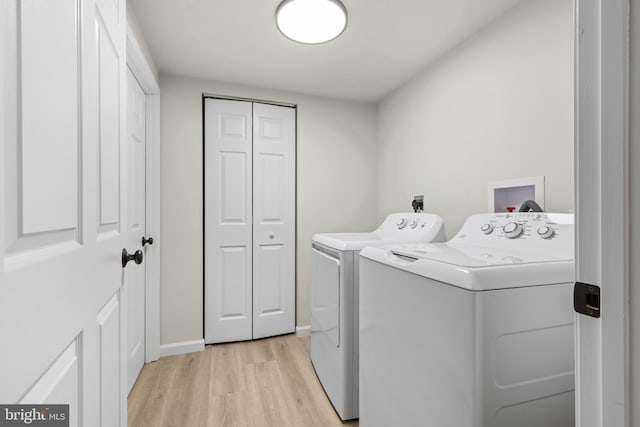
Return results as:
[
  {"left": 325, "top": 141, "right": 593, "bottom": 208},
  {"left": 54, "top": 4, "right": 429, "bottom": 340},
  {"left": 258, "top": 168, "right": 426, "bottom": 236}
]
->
[{"left": 574, "top": 281, "right": 601, "bottom": 318}]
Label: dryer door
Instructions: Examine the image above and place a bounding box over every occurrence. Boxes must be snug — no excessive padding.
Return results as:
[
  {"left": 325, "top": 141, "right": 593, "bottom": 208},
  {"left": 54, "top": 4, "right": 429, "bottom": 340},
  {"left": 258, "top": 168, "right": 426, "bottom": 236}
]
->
[{"left": 311, "top": 247, "right": 340, "bottom": 347}]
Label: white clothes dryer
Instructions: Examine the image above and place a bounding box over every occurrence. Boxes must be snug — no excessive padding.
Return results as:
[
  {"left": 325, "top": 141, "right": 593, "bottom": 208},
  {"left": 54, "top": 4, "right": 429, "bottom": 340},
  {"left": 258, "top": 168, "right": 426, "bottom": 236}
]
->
[
  {"left": 310, "top": 213, "right": 446, "bottom": 420},
  {"left": 359, "top": 213, "right": 575, "bottom": 427}
]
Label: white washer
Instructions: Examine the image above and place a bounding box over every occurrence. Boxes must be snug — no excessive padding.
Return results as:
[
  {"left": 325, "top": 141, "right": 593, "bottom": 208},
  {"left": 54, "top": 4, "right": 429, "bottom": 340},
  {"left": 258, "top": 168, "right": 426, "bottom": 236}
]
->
[
  {"left": 311, "top": 213, "right": 446, "bottom": 420},
  {"left": 359, "top": 213, "right": 575, "bottom": 427}
]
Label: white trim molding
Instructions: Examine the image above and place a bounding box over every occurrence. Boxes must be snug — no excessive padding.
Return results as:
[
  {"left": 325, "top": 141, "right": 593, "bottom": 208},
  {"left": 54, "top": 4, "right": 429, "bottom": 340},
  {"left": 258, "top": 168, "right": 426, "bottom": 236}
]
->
[
  {"left": 630, "top": 0, "right": 640, "bottom": 424},
  {"left": 159, "top": 339, "right": 205, "bottom": 358},
  {"left": 126, "top": 22, "right": 161, "bottom": 364},
  {"left": 295, "top": 325, "right": 311, "bottom": 337},
  {"left": 575, "top": 0, "right": 631, "bottom": 426},
  {"left": 126, "top": 25, "right": 159, "bottom": 93}
]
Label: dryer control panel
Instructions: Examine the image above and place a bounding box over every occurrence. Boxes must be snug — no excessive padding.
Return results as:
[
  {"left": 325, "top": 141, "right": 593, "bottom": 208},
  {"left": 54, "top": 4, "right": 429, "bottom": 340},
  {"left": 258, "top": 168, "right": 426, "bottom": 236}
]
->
[{"left": 374, "top": 213, "right": 447, "bottom": 243}]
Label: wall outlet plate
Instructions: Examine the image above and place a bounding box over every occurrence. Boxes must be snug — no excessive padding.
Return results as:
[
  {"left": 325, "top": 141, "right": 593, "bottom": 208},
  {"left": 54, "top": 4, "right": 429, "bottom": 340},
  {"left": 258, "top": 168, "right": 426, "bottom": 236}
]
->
[{"left": 412, "top": 195, "right": 424, "bottom": 212}]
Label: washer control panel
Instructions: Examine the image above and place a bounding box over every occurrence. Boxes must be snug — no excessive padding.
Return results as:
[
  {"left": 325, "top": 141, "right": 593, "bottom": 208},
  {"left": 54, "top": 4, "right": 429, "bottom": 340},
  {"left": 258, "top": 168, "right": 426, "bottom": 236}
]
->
[
  {"left": 473, "top": 213, "right": 571, "bottom": 240},
  {"left": 453, "top": 213, "right": 574, "bottom": 257}
]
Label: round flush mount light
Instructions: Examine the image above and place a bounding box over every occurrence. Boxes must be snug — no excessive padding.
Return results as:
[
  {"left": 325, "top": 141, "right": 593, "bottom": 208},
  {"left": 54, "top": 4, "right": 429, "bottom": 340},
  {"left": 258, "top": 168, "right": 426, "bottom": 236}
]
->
[{"left": 276, "top": 0, "right": 348, "bottom": 44}]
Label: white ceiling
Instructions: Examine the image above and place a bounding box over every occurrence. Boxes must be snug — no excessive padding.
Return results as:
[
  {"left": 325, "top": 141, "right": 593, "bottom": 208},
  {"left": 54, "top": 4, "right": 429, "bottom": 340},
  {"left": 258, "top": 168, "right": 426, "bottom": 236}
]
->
[{"left": 130, "top": 0, "right": 522, "bottom": 102}]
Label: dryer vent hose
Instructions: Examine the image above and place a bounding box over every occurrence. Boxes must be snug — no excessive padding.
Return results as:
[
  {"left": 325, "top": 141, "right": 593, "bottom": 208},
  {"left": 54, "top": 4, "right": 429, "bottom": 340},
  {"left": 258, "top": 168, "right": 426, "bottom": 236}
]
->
[{"left": 518, "top": 200, "right": 543, "bottom": 212}]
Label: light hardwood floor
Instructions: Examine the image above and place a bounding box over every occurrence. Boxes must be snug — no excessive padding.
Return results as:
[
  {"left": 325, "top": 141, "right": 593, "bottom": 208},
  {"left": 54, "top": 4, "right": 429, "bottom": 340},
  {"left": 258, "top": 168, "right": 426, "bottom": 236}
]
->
[{"left": 128, "top": 334, "right": 359, "bottom": 427}]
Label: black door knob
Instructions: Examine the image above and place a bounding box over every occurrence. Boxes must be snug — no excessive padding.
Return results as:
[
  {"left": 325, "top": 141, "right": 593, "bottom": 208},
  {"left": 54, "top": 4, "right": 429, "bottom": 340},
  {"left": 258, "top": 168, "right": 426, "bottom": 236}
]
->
[
  {"left": 142, "top": 236, "right": 154, "bottom": 246},
  {"left": 122, "top": 248, "right": 144, "bottom": 268}
]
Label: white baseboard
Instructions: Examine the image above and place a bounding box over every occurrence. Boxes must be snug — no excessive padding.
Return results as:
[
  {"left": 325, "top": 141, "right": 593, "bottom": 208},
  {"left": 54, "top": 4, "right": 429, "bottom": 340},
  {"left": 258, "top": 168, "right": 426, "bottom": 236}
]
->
[
  {"left": 296, "top": 325, "right": 311, "bottom": 337},
  {"left": 159, "top": 339, "right": 205, "bottom": 358}
]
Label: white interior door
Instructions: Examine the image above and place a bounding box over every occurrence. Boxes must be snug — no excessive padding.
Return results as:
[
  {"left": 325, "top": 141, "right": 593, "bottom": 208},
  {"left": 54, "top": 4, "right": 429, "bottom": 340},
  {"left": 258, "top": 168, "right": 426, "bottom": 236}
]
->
[
  {"left": 204, "top": 98, "right": 254, "bottom": 344},
  {"left": 252, "top": 103, "right": 296, "bottom": 339},
  {"left": 126, "top": 69, "right": 146, "bottom": 393},
  {"left": 1, "top": 0, "right": 128, "bottom": 425},
  {"left": 575, "top": 0, "right": 630, "bottom": 426}
]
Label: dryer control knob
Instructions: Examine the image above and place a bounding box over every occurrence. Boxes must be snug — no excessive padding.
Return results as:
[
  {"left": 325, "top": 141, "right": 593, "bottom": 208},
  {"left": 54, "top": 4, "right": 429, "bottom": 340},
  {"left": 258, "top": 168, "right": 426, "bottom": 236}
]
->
[
  {"left": 503, "top": 222, "right": 524, "bottom": 239},
  {"left": 480, "top": 223, "right": 494, "bottom": 234},
  {"left": 409, "top": 220, "right": 418, "bottom": 229},
  {"left": 537, "top": 226, "right": 554, "bottom": 239},
  {"left": 397, "top": 219, "right": 408, "bottom": 229}
]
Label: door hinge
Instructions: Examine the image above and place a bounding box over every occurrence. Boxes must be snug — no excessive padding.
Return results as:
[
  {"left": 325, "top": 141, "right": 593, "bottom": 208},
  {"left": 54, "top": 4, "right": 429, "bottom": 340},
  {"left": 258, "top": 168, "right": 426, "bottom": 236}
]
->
[{"left": 574, "top": 281, "right": 601, "bottom": 318}]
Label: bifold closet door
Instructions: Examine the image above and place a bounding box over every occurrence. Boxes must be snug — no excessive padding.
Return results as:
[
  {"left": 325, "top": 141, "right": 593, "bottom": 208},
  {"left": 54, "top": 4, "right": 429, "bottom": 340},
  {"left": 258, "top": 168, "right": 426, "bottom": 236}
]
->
[
  {"left": 252, "top": 103, "right": 295, "bottom": 339},
  {"left": 205, "top": 99, "right": 296, "bottom": 344},
  {"left": 204, "top": 99, "right": 254, "bottom": 343}
]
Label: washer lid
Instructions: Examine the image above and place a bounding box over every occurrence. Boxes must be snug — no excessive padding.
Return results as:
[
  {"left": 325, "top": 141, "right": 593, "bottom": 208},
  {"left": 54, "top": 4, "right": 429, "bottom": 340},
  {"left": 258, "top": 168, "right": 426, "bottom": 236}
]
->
[
  {"left": 389, "top": 242, "right": 572, "bottom": 267},
  {"left": 359, "top": 244, "right": 574, "bottom": 291}
]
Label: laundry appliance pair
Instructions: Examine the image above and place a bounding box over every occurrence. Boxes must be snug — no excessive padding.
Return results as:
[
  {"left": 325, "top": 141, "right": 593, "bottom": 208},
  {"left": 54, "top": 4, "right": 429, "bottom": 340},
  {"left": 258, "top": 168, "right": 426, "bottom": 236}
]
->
[{"left": 311, "top": 212, "right": 575, "bottom": 427}]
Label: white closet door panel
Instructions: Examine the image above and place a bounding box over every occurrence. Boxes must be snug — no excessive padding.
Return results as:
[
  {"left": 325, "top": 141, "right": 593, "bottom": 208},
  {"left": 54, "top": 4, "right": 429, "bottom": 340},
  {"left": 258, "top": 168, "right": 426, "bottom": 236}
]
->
[
  {"left": 253, "top": 103, "right": 295, "bottom": 339},
  {"left": 220, "top": 114, "right": 249, "bottom": 140},
  {"left": 257, "top": 154, "right": 284, "bottom": 221},
  {"left": 20, "top": 0, "right": 79, "bottom": 234},
  {"left": 204, "top": 98, "right": 253, "bottom": 344},
  {"left": 255, "top": 244, "right": 284, "bottom": 314},
  {"left": 219, "top": 247, "right": 251, "bottom": 318},
  {"left": 219, "top": 151, "right": 249, "bottom": 224}
]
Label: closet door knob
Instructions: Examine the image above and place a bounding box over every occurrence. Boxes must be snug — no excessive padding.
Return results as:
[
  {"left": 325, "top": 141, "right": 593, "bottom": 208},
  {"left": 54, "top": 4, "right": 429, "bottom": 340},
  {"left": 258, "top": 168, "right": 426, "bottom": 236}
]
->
[
  {"left": 142, "top": 236, "right": 154, "bottom": 246},
  {"left": 122, "top": 249, "right": 144, "bottom": 268}
]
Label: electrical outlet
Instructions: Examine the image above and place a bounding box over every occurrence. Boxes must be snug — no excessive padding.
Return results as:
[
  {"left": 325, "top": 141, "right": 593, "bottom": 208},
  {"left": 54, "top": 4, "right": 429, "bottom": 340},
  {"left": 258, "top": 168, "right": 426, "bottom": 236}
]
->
[{"left": 412, "top": 195, "right": 424, "bottom": 212}]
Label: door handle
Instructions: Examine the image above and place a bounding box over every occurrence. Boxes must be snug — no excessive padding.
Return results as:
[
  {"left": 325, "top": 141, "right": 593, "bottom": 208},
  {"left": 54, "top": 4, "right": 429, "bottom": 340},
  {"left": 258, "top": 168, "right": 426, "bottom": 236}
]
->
[
  {"left": 142, "top": 236, "right": 154, "bottom": 246},
  {"left": 122, "top": 248, "right": 144, "bottom": 268}
]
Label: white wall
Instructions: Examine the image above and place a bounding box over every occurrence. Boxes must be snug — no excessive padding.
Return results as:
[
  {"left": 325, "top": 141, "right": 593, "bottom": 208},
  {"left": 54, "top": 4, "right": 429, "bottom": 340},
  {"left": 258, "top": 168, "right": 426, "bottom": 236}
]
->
[
  {"left": 376, "top": 0, "right": 574, "bottom": 236},
  {"left": 160, "top": 74, "right": 377, "bottom": 345}
]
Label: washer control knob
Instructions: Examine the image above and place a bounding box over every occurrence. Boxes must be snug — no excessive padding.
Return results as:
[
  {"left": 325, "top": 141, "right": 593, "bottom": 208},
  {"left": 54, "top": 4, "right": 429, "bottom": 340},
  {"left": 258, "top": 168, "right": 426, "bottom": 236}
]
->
[
  {"left": 480, "top": 223, "right": 494, "bottom": 234},
  {"left": 409, "top": 220, "right": 418, "bottom": 229},
  {"left": 537, "top": 226, "right": 554, "bottom": 239},
  {"left": 503, "top": 222, "right": 524, "bottom": 239},
  {"left": 397, "top": 218, "right": 408, "bottom": 229}
]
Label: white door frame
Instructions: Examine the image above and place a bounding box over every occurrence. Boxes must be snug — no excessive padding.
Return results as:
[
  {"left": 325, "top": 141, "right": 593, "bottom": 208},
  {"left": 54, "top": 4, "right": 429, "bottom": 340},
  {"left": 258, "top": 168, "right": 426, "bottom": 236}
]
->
[
  {"left": 630, "top": 1, "right": 640, "bottom": 423},
  {"left": 575, "top": 0, "right": 631, "bottom": 425},
  {"left": 126, "top": 24, "right": 161, "bottom": 363}
]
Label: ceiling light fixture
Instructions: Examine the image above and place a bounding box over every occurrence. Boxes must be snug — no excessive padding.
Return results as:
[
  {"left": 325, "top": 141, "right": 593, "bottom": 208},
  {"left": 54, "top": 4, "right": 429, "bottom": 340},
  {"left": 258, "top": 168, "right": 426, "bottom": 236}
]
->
[{"left": 276, "top": 0, "right": 348, "bottom": 45}]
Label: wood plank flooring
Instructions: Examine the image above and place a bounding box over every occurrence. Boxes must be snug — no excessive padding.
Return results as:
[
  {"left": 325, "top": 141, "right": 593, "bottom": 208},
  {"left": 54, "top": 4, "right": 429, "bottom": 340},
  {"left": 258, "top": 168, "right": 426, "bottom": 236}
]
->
[{"left": 128, "top": 335, "right": 358, "bottom": 427}]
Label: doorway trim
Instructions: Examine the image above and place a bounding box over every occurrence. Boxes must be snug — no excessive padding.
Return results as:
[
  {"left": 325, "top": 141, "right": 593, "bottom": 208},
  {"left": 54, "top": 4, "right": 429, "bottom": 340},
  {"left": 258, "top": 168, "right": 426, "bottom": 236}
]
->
[
  {"left": 575, "top": 0, "right": 631, "bottom": 425},
  {"left": 126, "top": 24, "right": 161, "bottom": 363}
]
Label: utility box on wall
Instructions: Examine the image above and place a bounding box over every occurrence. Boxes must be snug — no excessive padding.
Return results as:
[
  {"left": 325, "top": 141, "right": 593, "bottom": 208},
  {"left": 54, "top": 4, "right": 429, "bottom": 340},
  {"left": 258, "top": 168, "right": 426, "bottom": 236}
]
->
[{"left": 488, "top": 176, "right": 545, "bottom": 212}]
